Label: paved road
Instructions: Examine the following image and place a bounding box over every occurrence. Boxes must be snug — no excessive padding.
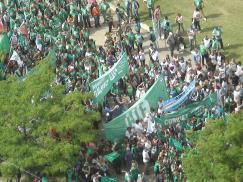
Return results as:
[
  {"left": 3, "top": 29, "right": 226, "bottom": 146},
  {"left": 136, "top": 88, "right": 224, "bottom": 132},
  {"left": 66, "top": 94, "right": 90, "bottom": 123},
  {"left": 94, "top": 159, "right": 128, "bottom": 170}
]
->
[{"left": 90, "top": 14, "right": 191, "bottom": 65}]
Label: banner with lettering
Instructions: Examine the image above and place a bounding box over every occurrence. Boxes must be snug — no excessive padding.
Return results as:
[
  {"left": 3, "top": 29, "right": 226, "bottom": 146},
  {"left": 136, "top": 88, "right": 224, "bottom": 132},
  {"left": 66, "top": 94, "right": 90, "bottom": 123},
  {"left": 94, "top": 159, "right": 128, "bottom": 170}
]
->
[
  {"left": 90, "top": 52, "right": 128, "bottom": 103},
  {"left": 104, "top": 75, "right": 169, "bottom": 141},
  {"left": 155, "top": 93, "right": 218, "bottom": 127},
  {"left": 161, "top": 80, "right": 196, "bottom": 113}
]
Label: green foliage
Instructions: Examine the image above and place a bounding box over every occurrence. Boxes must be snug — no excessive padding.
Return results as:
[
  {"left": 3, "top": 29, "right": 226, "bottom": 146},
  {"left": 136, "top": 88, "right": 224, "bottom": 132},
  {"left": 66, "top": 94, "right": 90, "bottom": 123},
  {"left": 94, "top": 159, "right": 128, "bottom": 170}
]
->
[
  {"left": 0, "top": 51, "right": 100, "bottom": 178},
  {"left": 183, "top": 113, "right": 243, "bottom": 182}
]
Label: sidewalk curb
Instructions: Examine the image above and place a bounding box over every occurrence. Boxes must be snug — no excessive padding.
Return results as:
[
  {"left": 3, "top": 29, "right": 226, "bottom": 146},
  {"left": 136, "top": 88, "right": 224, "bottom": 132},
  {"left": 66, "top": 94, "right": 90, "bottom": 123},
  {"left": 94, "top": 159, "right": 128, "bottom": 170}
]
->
[{"left": 109, "top": 3, "right": 150, "bottom": 32}]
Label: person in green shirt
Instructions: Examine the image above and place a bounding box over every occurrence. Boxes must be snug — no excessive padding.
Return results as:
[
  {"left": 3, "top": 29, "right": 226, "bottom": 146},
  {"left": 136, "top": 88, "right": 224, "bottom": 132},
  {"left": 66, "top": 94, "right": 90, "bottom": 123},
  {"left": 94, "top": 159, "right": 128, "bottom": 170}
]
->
[
  {"left": 100, "top": 0, "right": 110, "bottom": 23},
  {"left": 146, "top": 0, "right": 154, "bottom": 18},
  {"left": 154, "top": 160, "right": 161, "bottom": 177},
  {"left": 211, "top": 36, "right": 218, "bottom": 52},
  {"left": 212, "top": 26, "right": 223, "bottom": 49},
  {"left": 194, "top": 0, "right": 207, "bottom": 20},
  {"left": 130, "top": 160, "right": 139, "bottom": 182},
  {"left": 149, "top": 26, "right": 157, "bottom": 46},
  {"left": 161, "top": 16, "right": 172, "bottom": 39},
  {"left": 41, "top": 175, "right": 48, "bottom": 182},
  {"left": 67, "top": 169, "right": 73, "bottom": 182},
  {"left": 135, "top": 32, "right": 144, "bottom": 53},
  {"left": 199, "top": 40, "right": 208, "bottom": 66},
  {"left": 81, "top": 5, "right": 91, "bottom": 28},
  {"left": 127, "top": 30, "right": 135, "bottom": 50}
]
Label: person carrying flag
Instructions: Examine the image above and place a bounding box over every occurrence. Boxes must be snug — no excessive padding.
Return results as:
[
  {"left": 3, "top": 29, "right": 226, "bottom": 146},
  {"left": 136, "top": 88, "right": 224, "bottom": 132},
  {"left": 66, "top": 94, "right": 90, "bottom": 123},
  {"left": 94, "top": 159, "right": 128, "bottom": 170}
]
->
[{"left": 194, "top": 0, "right": 207, "bottom": 21}]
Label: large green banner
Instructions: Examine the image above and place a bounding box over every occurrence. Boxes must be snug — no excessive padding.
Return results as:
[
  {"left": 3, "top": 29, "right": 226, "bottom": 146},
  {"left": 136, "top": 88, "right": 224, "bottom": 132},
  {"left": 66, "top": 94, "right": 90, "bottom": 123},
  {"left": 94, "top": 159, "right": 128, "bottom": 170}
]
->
[
  {"left": 90, "top": 52, "right": 128, "bottom": 103},
  {"left": 104, "top": 75, "right": 169, "bottom": 141},
  {"left": 155, "top": 93, "right": 218, "bottom": 127}
]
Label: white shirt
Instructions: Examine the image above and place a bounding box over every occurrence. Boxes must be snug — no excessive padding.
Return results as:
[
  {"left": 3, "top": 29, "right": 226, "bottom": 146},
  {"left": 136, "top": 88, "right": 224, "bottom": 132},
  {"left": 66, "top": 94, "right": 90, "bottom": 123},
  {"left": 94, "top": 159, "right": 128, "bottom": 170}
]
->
[
  {"left": 193, "top": 11, "right": 201, "bottom": 21},
  {"left": 142, "top": 150, "right": 150, "bottom": 163},
  {"left": 176, "top": 15, "right": 183, "bottom": 23},
  {"left": 203, "top": 38, "right": 211, "bottom": 49}
]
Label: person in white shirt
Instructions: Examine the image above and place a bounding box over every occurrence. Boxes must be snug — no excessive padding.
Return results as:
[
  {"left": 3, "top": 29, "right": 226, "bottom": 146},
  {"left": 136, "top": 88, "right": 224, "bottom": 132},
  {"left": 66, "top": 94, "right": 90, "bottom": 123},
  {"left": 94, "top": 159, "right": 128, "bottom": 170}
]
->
[
  {"left": 142, "top": 148, "right": 150, "bottom": 174},
  {"left": 175, "top": 13, "right": 184, "bottom": 32},
  {"left": 188, "top": 26, "right": 196, "bottom": 51},
  {"left": 203, "top": 35, "right": 211, "bottom": 50},
  {"left": 133, "top": 120, "right": 144, "bottom": 136},
  {"left": 193, "top": 8, "right": 201, "bottom": 31}
]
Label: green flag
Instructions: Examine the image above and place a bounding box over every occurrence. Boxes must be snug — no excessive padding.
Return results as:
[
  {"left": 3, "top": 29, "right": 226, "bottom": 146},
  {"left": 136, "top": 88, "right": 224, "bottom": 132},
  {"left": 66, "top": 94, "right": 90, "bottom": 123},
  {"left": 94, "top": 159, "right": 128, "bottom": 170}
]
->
[
  {"left": 0, "top": 33, "right": 11, "bottom": 63},
  {"left": 90, "top": 52, "right": 129, "bottom": 103},
  {"left": 169, "top": 138, "right": 183, "bottom": 151},
  {"left": 101, "top": 176, "right": 118, "bottom": 182},
  {"left": 104, "top": 75, "right": 169, "bottom": 141},
  {"left": 155, "top": 93, "right": 218, "bottom": 127},
  {"left": 104, "top": 152, "right": 120, "bottom": 163}
]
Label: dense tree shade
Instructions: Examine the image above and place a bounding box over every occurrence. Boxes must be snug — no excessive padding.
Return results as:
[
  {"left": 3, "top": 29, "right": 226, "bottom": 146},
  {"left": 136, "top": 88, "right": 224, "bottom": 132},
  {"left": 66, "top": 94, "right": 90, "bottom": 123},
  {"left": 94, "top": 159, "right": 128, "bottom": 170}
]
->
[
  {"left": 183, "top": 113, "right": 243, "bottom": 182},
  {"left": 0, "top": 52, "right": 100, "bottom": 179}
]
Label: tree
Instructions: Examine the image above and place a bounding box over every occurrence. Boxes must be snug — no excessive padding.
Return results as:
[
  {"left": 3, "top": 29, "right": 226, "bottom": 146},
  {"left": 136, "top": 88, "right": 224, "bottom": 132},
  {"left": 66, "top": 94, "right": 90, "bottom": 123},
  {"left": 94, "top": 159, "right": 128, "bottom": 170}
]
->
[
  {"left": 0, "top": 51, "right": 100, "bottom": 180},
  {"left": 182, "top": 113, "right": 243, "bottom": 182}
]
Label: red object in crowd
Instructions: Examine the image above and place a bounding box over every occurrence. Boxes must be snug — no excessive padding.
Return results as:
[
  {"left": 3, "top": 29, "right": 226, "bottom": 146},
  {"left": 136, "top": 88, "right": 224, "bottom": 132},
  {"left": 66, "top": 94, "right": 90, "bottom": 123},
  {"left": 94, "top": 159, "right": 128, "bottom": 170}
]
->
[
  {"left": 19, "top": 22, "right": 29, "bottom": 39},
  {"left": 92, "top": 7, "right": 100, "bottom": 16},
  {"left": 0, "top": 19, "right": 4, "bottom": 32}
]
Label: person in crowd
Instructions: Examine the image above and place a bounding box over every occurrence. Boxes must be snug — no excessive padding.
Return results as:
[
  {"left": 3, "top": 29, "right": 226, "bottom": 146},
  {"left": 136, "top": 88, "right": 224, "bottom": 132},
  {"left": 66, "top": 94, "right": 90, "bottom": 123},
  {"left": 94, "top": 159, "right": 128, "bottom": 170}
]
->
[
  {"left": 193, "top": 8, "right": 201, "bottom": 32},
  {"left": 175, "top": 13, "right": 184, "bottom": 32},
  {"left": 212, "top": 26, "right": 224, "bottom": 50},
  {"left": 0, "top": 0, "right": 242, "bottom": 181}
]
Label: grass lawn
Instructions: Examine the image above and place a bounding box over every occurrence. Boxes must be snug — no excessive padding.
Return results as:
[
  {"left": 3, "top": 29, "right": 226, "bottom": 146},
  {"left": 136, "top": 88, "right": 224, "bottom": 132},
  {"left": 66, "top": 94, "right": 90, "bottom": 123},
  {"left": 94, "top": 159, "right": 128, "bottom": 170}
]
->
[{"left": 136, "top": 0, "right": 243, "bottom": 61}]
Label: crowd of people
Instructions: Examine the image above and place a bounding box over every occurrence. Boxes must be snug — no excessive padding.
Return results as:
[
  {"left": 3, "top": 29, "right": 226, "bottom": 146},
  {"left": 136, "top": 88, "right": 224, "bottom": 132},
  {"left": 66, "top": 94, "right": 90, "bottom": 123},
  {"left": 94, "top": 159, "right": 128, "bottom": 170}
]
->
[{"left": 0, "top": 0, "right": 242, "bottom": 181}]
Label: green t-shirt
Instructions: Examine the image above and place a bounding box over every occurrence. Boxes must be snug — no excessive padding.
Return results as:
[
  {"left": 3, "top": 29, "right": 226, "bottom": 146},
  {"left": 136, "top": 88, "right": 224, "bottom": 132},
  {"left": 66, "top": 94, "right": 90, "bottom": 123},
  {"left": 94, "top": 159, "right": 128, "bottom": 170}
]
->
[
  {"left": 81, "top": 7, "right": 87, "bottom": 15},
  {"left": 150, "top": 31, "right": 156, "bottom": 42},
  {"left": 213, "top": 28, "right": 222, "bottom": 39},
  {"left": 199, "top": 44, "right": 206, "bottom": 56},
  {"left": 194, "top": 0, "right": 202, "bottom": 8},
  {"left": 100, "top": 2, "right": 109, "bottom": 13},
  {"left": 83, "top": 31, "right": 89, "bottom": 39},
  {"left": 130, "top": 167, "right": 138, "bottom": 180},
  {"left": 146, "top": 0, "right": 154, "bottom": 8},
  {"left": 127, "top": 32, "right": 135, "bottom": 42},
  {"left": 136, "top": 34, "right": 143, "bottom": 44},
  {"left": 212, "top": 39, "right": 218, "bottom": 49}
]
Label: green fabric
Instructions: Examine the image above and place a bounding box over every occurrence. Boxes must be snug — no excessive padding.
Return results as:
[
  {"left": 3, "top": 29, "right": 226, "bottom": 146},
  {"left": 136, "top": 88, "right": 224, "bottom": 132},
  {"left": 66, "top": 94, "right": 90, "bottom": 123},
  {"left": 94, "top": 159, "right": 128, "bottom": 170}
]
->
[
  {"left": 194, "top": 0, "right": 202, "bottom": 8},
  {"left": 87, "top": 148, "right": 94, "bottom": 156},
  {"left": 100, "top": 2, "right": 109, "bottom": 13},
  {"left": 154, "top": 161, "right": 160, "bottom": 173},
  {"left": 127, "top": 32, "right": 135, "bottom": 42},
  {"left": 41, "top": 177, "right": 48, "bottom": 182},
  {"left": 169, "top": 138, "right": 183, "bottom": 151},
  {"left": 211, "top": 39, "right": 218, "bottom": 49},
  {"left": 150, "top": 31, "right": 156, "bottom": 42},
  {"left": 146, "top": 0, "right": 154, "bottom": 8},
  {"left": 81, "top": 6, "right": 87, "bottom": 15},
  {"left": 213, "top": 28, "right": 222, "bottom": 39},
  {"left": 155, "top": 93, "right": 218, "bottom": 127},
  {"left": 90, "top": 52, "right": 129, "bottom": 103},
  {"left": 135, "top": 34, "right": 143, "bottom": 44},
  {"left": 0, "top": 33, "right": 11, "bottom": 63},
  {"left": 101, "top": 176, "right": 118, "bottom": 182},
  {"left": 130, "top": 167, "right": 139, "bottom": 180},
  {"left": 199, "top": 44, "right": 206, "bottom": 56},
  {"left": 104, "top": 75, "right": 169, "bottom": 141},
  {"left": 67, "top": 169, "right": 73, "bottom": 182},
  {"left": 104, "top": 152, "right": 120, "bottom": 162}
]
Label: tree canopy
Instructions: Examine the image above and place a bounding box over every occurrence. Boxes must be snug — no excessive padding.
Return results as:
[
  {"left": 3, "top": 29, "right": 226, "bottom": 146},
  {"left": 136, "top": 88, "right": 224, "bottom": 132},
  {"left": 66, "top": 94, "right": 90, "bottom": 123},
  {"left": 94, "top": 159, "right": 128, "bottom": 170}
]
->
[
  {"left": 0, "top": 51, "right": 100, "bottom": 179},
  {"left": 183, "top": 113, "right": 243, "bottom": 182}
]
